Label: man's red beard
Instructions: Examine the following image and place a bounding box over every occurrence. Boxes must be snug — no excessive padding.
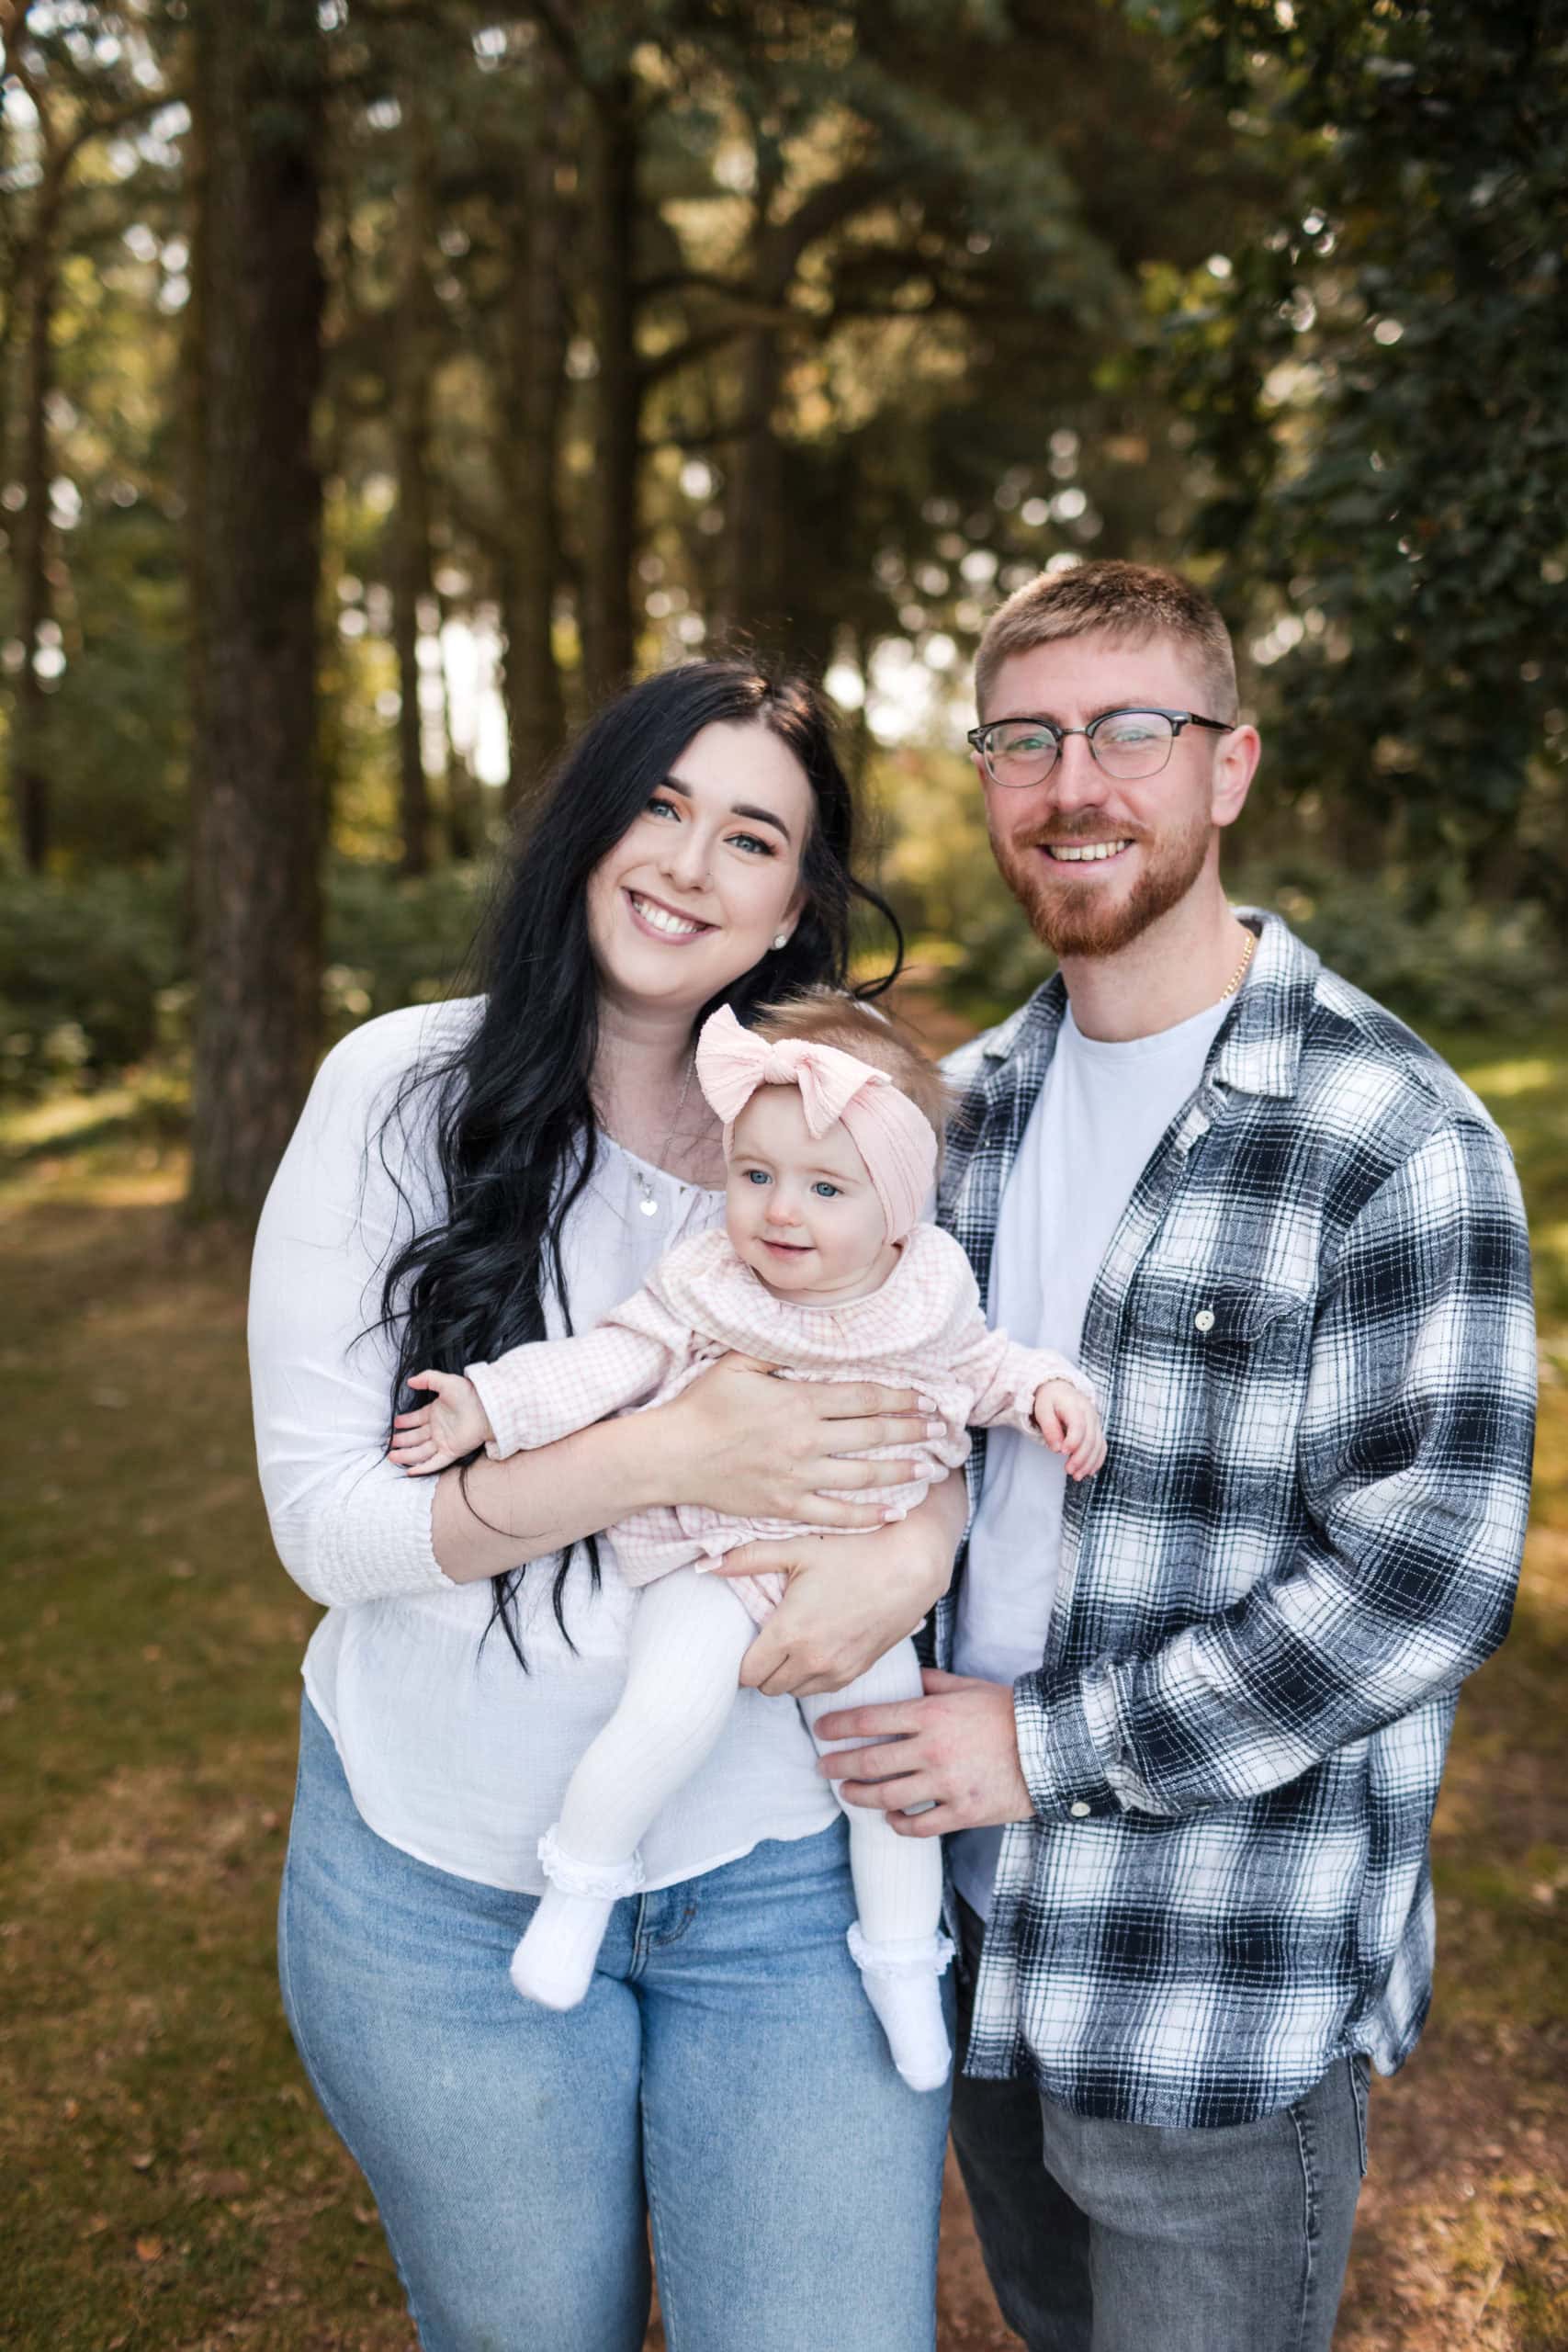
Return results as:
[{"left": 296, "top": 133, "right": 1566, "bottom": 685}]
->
[{"left": 988, "top": 806, "right": 1213, "bottom": 957}]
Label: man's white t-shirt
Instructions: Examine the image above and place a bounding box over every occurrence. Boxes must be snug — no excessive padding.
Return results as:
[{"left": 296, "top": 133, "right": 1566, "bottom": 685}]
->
[{"left": 950, "top": 991, "right": 1235, "bottom": 1918}]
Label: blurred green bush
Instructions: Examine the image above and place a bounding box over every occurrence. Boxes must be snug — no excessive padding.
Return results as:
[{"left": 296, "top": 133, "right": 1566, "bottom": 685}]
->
[
  {"left": 0, "top": 865, "right": 186, "bottom": 1096},
  {"left": 0, "top": 858, "right": 491, "bottom": 1099}
]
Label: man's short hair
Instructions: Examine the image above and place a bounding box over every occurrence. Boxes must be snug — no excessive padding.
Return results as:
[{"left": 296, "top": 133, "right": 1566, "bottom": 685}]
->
[{"left": 974, "top": 558, "right": 1238, "bottom": 721}]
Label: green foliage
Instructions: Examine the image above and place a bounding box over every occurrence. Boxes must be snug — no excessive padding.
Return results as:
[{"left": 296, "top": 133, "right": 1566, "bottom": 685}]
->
[
  {"left": 0, "top": 864, "right": 184, "bottom": 1094},
  {"left": 0, "top": 858, "right": 492, "bottom": 1098},
  {"left": 1258, "top": 870, "right": 1568, "bottom": 1035},
  {"left": 1156, "top": 0, "right": 1568, "bottom": 888},
  {"left": 321, "top": 855, "right": 491, "bottom": 1035}
]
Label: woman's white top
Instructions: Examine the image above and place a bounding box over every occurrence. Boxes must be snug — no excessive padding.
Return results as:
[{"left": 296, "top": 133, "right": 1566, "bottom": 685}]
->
[{"left": 247, "top": 998, "right": 838, "bottom": 1893}]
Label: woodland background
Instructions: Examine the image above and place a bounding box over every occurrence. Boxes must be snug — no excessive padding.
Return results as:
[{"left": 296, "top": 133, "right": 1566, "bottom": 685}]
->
[{"left": 2, "top": 2, "right": 1566, "bottom": 2346}]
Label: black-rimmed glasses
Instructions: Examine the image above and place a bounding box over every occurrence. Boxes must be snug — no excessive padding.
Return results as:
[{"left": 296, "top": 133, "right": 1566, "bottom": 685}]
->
[{"left": 966, "top": 707, "right": 1235, "bottom": 788}]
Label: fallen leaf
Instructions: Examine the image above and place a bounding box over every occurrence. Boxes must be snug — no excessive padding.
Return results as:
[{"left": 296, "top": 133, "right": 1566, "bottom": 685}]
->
[
  {"left": 135, "top": 2234, "right": 164, "bottom": 2263},
  {"left": 129, "top": 2150, "right": 154, "bottom": 2171}
]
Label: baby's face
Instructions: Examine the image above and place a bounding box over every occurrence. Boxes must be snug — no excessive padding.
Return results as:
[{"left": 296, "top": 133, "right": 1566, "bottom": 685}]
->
[{"left": 726, "top": 1085, "right": 896, "bottom": 1304}]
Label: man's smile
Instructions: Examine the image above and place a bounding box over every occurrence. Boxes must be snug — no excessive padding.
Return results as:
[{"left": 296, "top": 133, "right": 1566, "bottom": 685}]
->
[{"left": 1041, "top": 840, "right": 1134, "bottom": 865}]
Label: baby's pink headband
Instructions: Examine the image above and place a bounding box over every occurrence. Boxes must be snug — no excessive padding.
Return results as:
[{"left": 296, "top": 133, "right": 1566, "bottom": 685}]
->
[{"left": 695, "top": 1004, "right": 935, "bottom": 1244}]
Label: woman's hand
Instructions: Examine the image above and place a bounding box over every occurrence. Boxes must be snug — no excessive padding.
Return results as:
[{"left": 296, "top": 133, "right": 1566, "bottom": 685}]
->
[
  {"left": 648, "top": 1352, "right": 938, "bottom": 1531},
  {"left": 710, "top": 1472, "right": 969, "bottom": 1696}
]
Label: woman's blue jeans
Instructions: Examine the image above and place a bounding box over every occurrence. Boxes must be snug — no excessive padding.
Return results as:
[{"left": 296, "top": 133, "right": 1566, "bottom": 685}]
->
[{"left": 278, "top": 1695, "right": 950, "bottom": 2351}]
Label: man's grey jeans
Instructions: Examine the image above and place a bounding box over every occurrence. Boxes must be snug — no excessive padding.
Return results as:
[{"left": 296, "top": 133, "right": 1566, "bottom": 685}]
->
[{"left": 950, "top": 1898, "right": 1370, "bottom": 2352}]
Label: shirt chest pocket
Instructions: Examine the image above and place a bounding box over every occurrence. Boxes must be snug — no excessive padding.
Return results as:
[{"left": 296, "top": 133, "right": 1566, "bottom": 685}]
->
[
  {"left": 1129, "top": 1274, "right": 1312, "bottom": 1363},
  {"left": 1115, "top": 1276, "right": 1314, "bottom": 1461}
]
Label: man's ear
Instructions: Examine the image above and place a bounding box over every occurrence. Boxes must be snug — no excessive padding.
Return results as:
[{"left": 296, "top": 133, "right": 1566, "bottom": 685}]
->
[{"left": 1212, "top": 725, "right": 1262, "bottom": 831}]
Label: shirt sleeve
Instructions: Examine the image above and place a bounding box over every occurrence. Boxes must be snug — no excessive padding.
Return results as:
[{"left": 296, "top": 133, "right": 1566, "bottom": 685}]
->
[
  {"left": 247, "top": 1016, "right": 460, "bottom": 1609},
  {"left": 1011, "top": 1115, "right": 1537, "bottom": 1822},
  {"left": 467, "top": 1284, "right": 695, "bottom": 1458},
  {"left": 947, "top": 1313, "right": 1096, "bottom": 1437}
]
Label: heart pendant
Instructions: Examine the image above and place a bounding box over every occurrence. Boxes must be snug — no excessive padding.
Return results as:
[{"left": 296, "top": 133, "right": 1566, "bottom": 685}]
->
[{"left": 638, "top": 1194, "right": 659, "bottom": 1216}]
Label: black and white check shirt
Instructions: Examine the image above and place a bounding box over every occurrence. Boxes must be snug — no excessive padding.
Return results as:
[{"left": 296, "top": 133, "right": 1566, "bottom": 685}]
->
[{"left": 935, "top": 910, "right": 1536, "bottom": 2127}]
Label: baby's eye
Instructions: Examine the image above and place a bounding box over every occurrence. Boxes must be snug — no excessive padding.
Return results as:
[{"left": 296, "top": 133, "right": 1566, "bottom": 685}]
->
[
  {"left": 744, "top": 1168, "right": 771, "bottom": 1185},
  {"left": 811, "top": 1181, "right": 840, "bottom": 1199}
]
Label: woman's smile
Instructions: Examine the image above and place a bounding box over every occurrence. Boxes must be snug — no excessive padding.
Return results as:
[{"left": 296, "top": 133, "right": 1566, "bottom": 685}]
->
[{"left": 623, "top": 888, "right": 716, "bottom": 942}]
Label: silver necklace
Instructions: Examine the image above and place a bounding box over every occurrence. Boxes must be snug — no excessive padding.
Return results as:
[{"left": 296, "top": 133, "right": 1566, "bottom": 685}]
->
[{"left": 632, "top": 1051, "right": 696, "bottom": 1217}]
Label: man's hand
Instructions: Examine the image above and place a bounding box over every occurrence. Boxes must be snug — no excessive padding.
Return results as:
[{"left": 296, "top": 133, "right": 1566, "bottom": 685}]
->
[
  {"left": 715, "top": 1475, "right": 966, "bottom": 1697},
  {"left": 812, "top": 1668, "right": 1033, "bottom": 1837}
]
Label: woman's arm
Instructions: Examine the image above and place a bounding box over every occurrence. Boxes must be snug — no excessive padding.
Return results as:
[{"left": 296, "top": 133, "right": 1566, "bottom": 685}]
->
[
  {"left": 432, "top": 1354, "right": 942, "bottom": 1583},
  {"left": 249, "top": 1012, "right": 468, "bottom": 1608}
]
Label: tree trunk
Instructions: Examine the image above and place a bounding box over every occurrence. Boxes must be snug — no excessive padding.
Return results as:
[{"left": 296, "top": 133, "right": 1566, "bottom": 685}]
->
[
  {"left": 187, "top": 0, "right": 325, "bottom": 1220},
  {"left": 180, "top": 16, "right": 209, "bottom": 956},
  {"left": 578, "top": 74, "right": 637, "bottom": 699},
  {"left": 389, "top": 77, "right": 437, "bottom": 875},
  {"left": 718, "top": 325, "right": 787, "bottom": 649},
  {"left": 499, "top": 71, "right": 568, "bottom": 808},
  {"left": 11, "top": 192, "right": 57, "bottom": 872}
]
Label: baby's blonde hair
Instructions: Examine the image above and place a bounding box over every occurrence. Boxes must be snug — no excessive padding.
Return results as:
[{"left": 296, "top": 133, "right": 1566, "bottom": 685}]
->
[{"left": 747, "top": 988, "right": 951, "bottom": 1147}]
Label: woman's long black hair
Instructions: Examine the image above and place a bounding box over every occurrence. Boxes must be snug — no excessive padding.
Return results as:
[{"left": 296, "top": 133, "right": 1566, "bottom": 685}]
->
[{"left": 375, "top": 658, "right": 904, "bottom": 1666}]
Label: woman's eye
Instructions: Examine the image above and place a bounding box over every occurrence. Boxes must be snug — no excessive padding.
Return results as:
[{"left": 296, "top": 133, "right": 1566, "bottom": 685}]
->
[
  {"left": 811, "top": 1182, "right": 840, "bottom": 1199},
  {"left": 646, "top": 796, "right": 679, "bottom": 820},
  {"left": 728, "top": 830, "right": 774, "bottom": 856}
]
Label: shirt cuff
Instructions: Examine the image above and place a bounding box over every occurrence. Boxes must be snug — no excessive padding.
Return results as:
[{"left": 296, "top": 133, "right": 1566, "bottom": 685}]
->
[
  {"left": 1013, "top": 1663, "right": 1179, "bottom": 1822},
  {"left": 308, "top": 1453, "right": 458, "bottom": 1605},
  {"left": 990, "top": 1350, "right": 1098, "bottom": 1436},
  {"left": 465, "top": 1358, "right": 524, "bottom": 1460},
  {"left": 1012, "top": 1666, "right": 1118, "bottom": 1820}
]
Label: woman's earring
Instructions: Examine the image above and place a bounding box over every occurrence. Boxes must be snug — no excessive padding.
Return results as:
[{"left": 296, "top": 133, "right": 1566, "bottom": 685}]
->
[{"left": 773, "top": 931, "right": 791, "bottom": 952}]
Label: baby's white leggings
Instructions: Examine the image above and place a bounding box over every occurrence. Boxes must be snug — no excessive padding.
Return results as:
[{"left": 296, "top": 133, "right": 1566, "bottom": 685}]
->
[
  {"left": 553, "top": 1563, "right": 942, "bottom": 1947},
  {"left": 512, "top": 1565, "right": 953, "bottom": 2086}
]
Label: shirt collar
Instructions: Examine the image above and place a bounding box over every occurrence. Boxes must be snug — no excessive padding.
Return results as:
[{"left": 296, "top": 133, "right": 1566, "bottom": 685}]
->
[{"left": 979, "top": 908, "right": 1318, "bottom": 1102}]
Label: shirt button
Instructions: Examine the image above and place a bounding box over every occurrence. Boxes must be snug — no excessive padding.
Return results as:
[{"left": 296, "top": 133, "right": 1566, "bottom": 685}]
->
[
  {"left": 1194, "top": 1308, "right": 1215, "bottom": 1332},
  {"left": 1069, "top": 1800, "right": 1091, "bottom": 1818}
]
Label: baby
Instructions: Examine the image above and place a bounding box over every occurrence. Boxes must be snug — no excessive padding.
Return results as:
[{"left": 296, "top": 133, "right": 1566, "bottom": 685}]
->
[{"left": 391, "top": 991, "right": 1104, "bottom": 2091}]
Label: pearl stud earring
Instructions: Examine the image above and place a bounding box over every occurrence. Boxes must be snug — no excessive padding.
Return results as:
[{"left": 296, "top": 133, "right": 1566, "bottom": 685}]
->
[{"left": 773, "top": 932, "right": 791, "bottom": 951}]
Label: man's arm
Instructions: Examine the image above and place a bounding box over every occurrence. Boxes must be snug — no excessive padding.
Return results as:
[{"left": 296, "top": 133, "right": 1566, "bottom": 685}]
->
[
  {"left": 715, "top": 1469, "right": 970, "bottom": 1698},
  {"left": 820, "top": 1115, "right": 1536, "bottom": 1831}
]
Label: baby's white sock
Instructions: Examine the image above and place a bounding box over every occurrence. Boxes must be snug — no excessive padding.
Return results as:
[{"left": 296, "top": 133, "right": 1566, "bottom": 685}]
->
[
  {"left": 509, "top": 1828, "right": 643, "bottom": 2011},
  {"left": 848, "top": 1927, "right": 954, "bottom": 2093},
  {"left": 510, "top": 1888, "right": 617, "bottom": 2010}
]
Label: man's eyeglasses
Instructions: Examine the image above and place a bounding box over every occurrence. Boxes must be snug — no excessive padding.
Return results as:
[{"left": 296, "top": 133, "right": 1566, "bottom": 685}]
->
[{"left": 966, "top": 707, "right": 1235, "bottom": 789}]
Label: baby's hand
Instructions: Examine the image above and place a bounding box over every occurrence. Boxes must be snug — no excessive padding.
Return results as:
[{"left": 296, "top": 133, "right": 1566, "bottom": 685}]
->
[
  {"left": 389, "top": 1370, "right": 492, "bottom": 1476},
  {"left": 1032, "top": 1380, "right": 1106, "bottom": 1482}
]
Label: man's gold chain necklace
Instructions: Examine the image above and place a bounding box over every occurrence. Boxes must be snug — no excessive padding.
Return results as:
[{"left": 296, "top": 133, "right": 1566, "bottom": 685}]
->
[{"left": 1217, "top": 929, "right": 1258, "bottom": 1002}]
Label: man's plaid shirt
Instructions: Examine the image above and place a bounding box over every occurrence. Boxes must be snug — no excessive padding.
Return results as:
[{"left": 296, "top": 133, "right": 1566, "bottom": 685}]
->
[{"left": 933, "top": 910, "right": 1536, "bottom": 2128}]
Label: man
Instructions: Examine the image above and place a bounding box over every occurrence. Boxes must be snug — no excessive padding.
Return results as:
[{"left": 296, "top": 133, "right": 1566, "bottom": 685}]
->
[{"left": 816, "top": 560, "right": 1536, "bottom": 2351}]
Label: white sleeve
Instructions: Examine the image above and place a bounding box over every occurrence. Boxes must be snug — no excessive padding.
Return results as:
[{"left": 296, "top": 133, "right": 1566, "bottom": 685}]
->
[{"left": 247, "top": 1006, "right": 477, "bottom": 1608}]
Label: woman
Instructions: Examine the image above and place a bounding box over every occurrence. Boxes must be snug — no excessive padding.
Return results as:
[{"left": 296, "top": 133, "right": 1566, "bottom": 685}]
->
[{"left": 250, "top": 661, "right": 966, "bottom": 2352}]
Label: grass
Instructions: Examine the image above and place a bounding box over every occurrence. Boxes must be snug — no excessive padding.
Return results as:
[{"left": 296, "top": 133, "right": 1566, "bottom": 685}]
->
[{"left": 3, "top": 1023, "right": 1566, "bottom": 2351}]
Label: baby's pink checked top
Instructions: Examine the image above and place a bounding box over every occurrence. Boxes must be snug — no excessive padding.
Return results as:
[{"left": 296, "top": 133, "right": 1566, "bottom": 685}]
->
[{"left": 466, "top": 1219, "right": 1093, "bottom": 1624}]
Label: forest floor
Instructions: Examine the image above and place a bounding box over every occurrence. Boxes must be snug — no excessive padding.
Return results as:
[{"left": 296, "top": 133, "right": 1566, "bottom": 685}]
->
[{"left": 3, "top": 1018, "right": 1565, "bottom": 2352}]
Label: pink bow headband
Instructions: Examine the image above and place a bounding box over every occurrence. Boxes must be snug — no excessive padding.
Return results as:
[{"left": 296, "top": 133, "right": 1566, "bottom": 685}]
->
[{"left": 694, "top": 1004, "right": 935, "bottom": 1244}]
